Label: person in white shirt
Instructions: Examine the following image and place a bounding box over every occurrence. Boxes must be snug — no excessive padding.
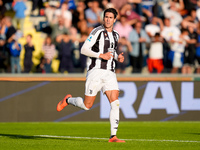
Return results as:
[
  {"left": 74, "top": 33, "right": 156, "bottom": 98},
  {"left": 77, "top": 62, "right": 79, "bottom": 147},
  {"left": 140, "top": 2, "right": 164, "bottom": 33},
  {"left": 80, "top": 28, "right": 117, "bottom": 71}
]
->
[
  {"left": 169, "top": 28, "right": 190, "bottom": 73},
  {"left": 161, "top": 18, "right": 181, "bottom": 42},
  {"left": 53, "top": 1, "right": 72, "bottom": 28},
  {"left": 147, "top": 33, "right": 164, "bottom": 73},
  {"left": 161, "top": 17, "right": 181, "bottom": 71},
  {"left": 145, "top": 17, "right": 164, "bottom": 37},
  {"left": 162, "top": 2, "right": 183, "bottom": 26}
]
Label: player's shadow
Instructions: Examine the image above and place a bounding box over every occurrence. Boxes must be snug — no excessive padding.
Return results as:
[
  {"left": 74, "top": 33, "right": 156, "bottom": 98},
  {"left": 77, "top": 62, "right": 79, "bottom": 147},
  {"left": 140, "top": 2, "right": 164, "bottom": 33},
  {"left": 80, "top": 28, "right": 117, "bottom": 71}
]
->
[
  {"left": 0, "top": 134, "right": 105, "bottom": 142},
  {"left": 187, "top": 133, "right": 200, "bottom": 135},
  {"left": 0, "top": 134, "right": 69, "bottom": 140}
]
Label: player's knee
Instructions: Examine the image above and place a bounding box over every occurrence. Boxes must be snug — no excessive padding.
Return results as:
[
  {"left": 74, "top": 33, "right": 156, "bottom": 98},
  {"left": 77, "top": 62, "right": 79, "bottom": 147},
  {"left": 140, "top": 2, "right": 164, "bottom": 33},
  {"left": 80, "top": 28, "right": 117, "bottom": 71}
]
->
[{"left": 111, "top": 100, "right": 120, "bottom": 109}]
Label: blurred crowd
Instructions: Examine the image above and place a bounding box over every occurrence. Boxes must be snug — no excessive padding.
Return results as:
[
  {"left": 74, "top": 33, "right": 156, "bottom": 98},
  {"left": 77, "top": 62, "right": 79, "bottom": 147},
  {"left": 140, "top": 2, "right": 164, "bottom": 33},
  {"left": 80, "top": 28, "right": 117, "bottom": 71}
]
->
[{"left": 0, "top": 0, "right": 200, "bottom": 74}]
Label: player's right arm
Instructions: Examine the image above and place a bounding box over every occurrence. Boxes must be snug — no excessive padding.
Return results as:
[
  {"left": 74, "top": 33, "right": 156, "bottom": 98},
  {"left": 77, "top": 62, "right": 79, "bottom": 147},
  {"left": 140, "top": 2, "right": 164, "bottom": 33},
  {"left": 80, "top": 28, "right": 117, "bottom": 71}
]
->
[
  {"left": 81, "top": 30, "right": 101, "bottom": 58},
  {"left": 81, "top": 29, "right": 113, "bottom": 60}
]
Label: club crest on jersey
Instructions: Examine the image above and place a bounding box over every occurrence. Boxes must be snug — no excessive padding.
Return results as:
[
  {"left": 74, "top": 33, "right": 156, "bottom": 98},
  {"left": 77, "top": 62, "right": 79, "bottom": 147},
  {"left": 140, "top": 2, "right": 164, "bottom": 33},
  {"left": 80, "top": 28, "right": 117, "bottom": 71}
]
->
[{"left": 87, "top": 35, "right": 93, "bottom": 42}]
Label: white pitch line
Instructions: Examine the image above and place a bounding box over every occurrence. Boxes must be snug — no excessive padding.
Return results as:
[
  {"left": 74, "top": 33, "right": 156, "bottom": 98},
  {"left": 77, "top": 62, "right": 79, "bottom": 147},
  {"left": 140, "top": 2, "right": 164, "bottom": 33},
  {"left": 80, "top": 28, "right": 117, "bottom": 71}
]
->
[{"left": 35, "top": 135, "right": 200, "bottom": 143}]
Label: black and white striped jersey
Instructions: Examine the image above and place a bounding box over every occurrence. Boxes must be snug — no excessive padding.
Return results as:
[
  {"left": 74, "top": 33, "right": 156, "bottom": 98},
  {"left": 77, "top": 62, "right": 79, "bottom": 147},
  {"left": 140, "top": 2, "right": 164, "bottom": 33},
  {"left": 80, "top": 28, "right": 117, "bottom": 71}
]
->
[{"left": 81, "top": 25, "right": 119, "bottom": 72}]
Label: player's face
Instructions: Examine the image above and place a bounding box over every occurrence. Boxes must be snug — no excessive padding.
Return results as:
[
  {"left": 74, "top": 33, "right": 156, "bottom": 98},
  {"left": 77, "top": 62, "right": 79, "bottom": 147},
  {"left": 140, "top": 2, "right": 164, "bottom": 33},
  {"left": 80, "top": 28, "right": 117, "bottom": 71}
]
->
[{"left": 103, "top": 12, "right": 116, "bottom": 30}]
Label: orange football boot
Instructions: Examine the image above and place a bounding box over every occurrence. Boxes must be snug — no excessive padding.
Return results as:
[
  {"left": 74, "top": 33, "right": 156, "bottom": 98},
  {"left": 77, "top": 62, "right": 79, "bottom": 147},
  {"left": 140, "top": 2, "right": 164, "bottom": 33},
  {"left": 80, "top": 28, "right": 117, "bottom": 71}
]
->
[
  {"left": 57, "top": 94, "right": 72, "bottom": 112},
  {"left": 108, "top": 136, "right": 125, "bottom": 143}
]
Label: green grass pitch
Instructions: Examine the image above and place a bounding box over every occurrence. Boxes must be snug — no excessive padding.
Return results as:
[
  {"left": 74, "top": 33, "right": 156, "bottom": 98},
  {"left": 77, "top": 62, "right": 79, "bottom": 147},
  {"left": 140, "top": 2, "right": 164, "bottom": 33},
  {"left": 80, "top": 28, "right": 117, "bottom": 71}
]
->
[{"left": 0, "top": 122, "right": 199, "bottom": 150}]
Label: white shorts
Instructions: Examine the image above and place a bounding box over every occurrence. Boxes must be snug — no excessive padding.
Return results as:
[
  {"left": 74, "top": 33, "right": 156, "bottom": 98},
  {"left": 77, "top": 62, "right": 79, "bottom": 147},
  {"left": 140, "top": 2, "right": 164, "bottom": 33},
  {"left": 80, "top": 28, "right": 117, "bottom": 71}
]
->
[
  {"left": 85, "top": 69, "right": 119, "bottom": 96},
  {"left": 173, "top": 52, "right": 183, "bottom": 68}
]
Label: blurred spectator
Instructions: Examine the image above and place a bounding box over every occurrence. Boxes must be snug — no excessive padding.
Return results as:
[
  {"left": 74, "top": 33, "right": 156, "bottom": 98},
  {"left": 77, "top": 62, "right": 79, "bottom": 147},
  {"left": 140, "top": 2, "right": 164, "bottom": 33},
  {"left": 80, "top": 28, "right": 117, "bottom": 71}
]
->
[
  {"left": 182, "top": 8, "right": 198, "bottom": 29},
  {"left": 183, "top": 0, "right": 196, "bottom": 13},
  {"left": 147, "top": 32, "right": 164, "bottom": 73},
  {"left": 110, "top": 0, "right": 127, "bottom": 10},
  {"left": 0, "top": 0, "right": 6, "bottom": 19},
  {"left": 56, "top": 33, "right": 74, "bottom": 73},
  {"left": 3, "top": 0, "right": 13, "bottom": 10},
  {"left": 53, "top": 1, "right": 72, "bottom": 29},
  {"left": 127, "top": 0, "right": 142, "bottom": 16},
  {"left": 35, "top": 56, "right": 45, "bottom": 73},
  {"left": 44, "top": 0, "right": 60, "bottom": 23},
  {"left": 114, "top": 15, "right": 133, "bottom": 39},
  {"left": 102, "top": 0, "right": 114, "bottom": 9},
  {"left": 42, "top": 36, "right": 56, "bottom": 73},
  {"left": 161, "top": 17, "right": 181, "bottom": 70},
  {"left": 4, "top": 16, "right": 16, "bottom": 72},
  {"left": 67, "top": 0, "right": 76, "bottom": 10},
  {"left": 24, "top": 34, "right": 35, "bottom": 73},
  {"left": 196, "top": 24, "right": 200, "bottom": 73},
  {"left": 129, "top": 21, "right": 150, "bottom": 73},
  {"left": 72, "top": 1, "right": 87, "bottom": 33},
  {"left": 169, "top": 29, "right": 189, "bottom": 73},
  {"left": 145, "top": 17, "right": 163, "bottom": 37},
  {"left": 182, "top": 26, "right": 198, "bottom": 74},
  {"left": 0, "top": 17, "right": 6, "bottom": 72},
  {"left": 120, "top": 3, "right": 144, "bottom": 26},
  {"left": 4, "top": 16, "right": 16, "bottom": 44},
  {"left": 197, "top": 0, "right": 200, "bottom": 22},
  {"left": 116, "top": 37, "right": 132, "bottom": 74},
  {"left": 0, "top": 17, "right": 6, "bottom": 46},
  {"left": 12, "top": 0, "right": 27, "bottom": 32},
  {"left": 51, "top": 16, "right": 69, "bottom": 42},
  {"left": 161, "top": 18, "right": 181, "bottom": 42},
  {"left": 169, "top": 0, "right": 185, "bottom": 15},
  {"left": 9, "top": 40, "right": 21, "bottom": 73},
  {"left": 78, "top": 32, "right": 88, "bottom": 73},
  {"left": 31, "top": 0, "right": 45, "bottom": 15},
  {"left": 162, "top": 1, "right": 183, "bottom": 26},
  {"left": 141, "top": 0, "right": 155, "bottom": 23},
  {"left": 85, "top": 0, "right": 102, "bottom": 29}
]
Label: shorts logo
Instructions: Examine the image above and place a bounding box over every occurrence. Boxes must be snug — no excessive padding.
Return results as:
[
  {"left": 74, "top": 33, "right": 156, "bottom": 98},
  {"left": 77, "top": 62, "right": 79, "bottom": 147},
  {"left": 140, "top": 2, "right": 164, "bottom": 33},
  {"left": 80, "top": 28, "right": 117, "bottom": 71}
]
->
[
  {"left": 89, "top": 90, "right": 93, "bottom": 94},
  {"left": 87, "top": 36, "right": 93, "bottom": 42}
]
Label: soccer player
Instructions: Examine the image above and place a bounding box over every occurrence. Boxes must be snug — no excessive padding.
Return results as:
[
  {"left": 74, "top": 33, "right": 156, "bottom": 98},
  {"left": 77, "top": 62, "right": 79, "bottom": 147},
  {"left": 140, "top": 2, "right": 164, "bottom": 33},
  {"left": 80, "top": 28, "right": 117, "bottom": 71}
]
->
[{"left": 57, "top": 8, "right": 125, "bottom": 143}]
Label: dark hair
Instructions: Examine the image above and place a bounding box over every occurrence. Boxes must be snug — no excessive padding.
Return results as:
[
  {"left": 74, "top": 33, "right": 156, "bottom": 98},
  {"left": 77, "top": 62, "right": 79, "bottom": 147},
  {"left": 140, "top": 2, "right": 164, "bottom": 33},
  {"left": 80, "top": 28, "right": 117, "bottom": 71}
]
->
[
  {"left": 103, "top": 8, "right": 118, "bottom": 19},
  {"left": 181, "top": 28, "right": 188, "bottom": 33},
  {"left": 27, "top": 34, "right": 32, "bottom": 38},
  {"left": 120, "top": 15, "right": 127, "bottom": 19},
  {"left": 155, "top": 32, "right": 160, "bottom": 37},
  {"left": 44, "top": 36, "right": 52, "bottom": 45}
]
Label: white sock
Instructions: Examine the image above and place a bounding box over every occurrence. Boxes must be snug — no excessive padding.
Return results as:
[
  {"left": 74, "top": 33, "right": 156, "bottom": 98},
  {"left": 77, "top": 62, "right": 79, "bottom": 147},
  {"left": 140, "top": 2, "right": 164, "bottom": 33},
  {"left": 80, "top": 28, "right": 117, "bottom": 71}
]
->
[
  {"left": 68, "top": 97, "right": 89, "bottom": 110},
  {"left": 110, "top": 100, "right": 120, "bottom": 136}
]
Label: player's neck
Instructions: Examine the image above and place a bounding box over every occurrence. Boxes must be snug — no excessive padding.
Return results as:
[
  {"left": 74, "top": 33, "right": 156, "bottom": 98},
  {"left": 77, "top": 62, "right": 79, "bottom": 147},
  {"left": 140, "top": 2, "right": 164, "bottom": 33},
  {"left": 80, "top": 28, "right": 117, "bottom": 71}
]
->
[{"left": 104, "top": 25, "right": 113, "bottom": 32}]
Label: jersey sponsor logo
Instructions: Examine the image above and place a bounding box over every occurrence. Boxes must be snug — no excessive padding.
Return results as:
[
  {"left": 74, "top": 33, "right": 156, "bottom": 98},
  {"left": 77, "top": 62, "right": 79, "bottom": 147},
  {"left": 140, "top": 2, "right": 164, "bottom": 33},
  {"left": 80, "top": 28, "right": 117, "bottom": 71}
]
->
[{"left": 87, "top": 35, "right": 93, "bottom": 42}]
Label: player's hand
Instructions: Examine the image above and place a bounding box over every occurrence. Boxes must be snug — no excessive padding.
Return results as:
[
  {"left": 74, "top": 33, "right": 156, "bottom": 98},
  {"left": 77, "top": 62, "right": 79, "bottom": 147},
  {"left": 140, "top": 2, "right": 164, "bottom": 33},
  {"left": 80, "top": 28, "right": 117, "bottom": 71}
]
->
[
  {"left": 99, "top": 52, "right": 113, "bottom": 60},
  {"left": 118, "top": 52, "right": 124, "bottom": 63}
]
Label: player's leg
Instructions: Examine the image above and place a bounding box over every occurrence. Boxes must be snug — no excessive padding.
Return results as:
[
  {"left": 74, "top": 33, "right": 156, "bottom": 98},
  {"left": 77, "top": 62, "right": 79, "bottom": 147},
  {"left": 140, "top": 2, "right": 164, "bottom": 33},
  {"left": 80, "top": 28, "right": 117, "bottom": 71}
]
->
[
  {"left": 57, "top": 94, "right": 96, "bottom": 111},
  {"left": 67, "top": 95, "right": 96, "bottom": 110},
  {"left": 105, "top": 90, "right": 119, "bottom": 137},
  {"left": 105, "top": 90, "right": 125, "bottom": 143},
  {"left": 57, "top": 69, "right": 101, "bottom": 111}
]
